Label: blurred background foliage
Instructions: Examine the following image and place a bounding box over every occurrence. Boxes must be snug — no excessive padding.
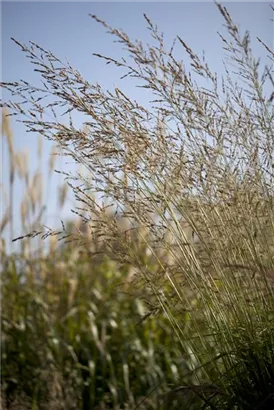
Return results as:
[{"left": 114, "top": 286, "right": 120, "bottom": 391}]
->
[{"left": 1, "top": 111, "right": 196, "bottom": 409}]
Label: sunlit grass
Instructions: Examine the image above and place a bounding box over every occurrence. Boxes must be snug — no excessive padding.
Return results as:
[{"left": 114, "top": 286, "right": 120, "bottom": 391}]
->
[{"left": 1, "top": 2, "right": 274, "bottom": 409}]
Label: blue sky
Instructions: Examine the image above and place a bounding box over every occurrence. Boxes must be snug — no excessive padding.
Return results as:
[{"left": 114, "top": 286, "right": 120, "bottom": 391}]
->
[{"left": 1, "top": 1, "right": 273, "bottom": 251}]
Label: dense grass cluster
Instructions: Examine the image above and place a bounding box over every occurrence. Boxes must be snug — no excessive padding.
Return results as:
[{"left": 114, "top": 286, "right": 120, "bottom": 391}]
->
[
  {"left": 1, "top": 3, "right": 274, "bottom": 409},
  {"left": 2, "top": 242, "right": 195, "bottom": 409}
]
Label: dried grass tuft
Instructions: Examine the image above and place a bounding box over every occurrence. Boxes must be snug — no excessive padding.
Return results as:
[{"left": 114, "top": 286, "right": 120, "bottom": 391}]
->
[{"left": 1, "top": 3, "right": 274, "bottom": 408}]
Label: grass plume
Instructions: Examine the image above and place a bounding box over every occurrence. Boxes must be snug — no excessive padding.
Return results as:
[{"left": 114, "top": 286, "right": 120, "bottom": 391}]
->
[{"left": 1, "top": 3, "right": 274, "bottom": 408}]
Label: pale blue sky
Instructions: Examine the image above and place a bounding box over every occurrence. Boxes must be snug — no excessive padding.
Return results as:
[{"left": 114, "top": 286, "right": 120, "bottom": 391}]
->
[{"left": 1, "top": 1, "right": 273, "bottom": 251}]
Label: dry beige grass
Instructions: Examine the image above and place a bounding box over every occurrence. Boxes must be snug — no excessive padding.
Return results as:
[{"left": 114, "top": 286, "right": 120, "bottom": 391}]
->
[
  {"left": 1, "top": 3, "right": 274, "bottom": 407},
  {"left": 1, "top": 3, "right": 273, "bottom": 310},
  {"left": 1, "top": 109, "right": 71, "bottom": 257}
]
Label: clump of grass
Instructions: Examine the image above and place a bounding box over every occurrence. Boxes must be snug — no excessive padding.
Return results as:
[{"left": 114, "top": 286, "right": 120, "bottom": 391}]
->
[
  {"left": 1, "top": 116, "right": 196, "bottom": 409},
  {"left": 1, "top": 239, "right": 195, "bottom": 410},
  {"left": 1, "top": 2, "right": 274, "bottom": 408}
]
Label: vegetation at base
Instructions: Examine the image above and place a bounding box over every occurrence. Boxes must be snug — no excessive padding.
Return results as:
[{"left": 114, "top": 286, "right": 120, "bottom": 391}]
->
[
  {"left": 1, "top": 3, "right": 274, "bottom": 409},
  {"left": 1, "top": 243, "right": 194, "bottom": 409}
]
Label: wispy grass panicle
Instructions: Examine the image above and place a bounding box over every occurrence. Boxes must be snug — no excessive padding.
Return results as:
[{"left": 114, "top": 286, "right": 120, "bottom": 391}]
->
[{"left": 1, "top": 3, "right": 274, "bottom": 408}]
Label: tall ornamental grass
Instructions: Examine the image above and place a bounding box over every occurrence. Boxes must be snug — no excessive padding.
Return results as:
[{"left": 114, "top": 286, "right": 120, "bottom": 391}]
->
[
  {"left": 1, "top": 3, "right": 274, "bottom": 408},
  {"left": 1, "top": 114, "right": 195, "bottom": 409}
]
